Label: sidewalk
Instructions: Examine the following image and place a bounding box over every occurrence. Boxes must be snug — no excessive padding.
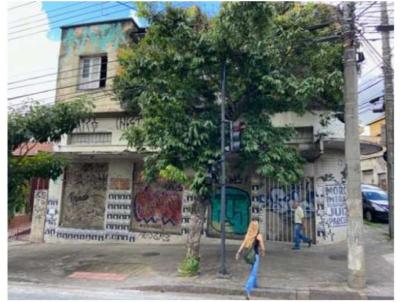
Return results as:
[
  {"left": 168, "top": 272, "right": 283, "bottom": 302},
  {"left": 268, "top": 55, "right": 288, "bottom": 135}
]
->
[{"left": 8, "top": 223, "right": 393, "bottom": 300}]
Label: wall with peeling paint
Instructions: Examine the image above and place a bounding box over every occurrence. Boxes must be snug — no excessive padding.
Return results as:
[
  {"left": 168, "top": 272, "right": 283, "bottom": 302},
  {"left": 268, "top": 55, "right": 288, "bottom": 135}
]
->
[{"left": 56, "top": 19, "right": 137, "bottom": 113}]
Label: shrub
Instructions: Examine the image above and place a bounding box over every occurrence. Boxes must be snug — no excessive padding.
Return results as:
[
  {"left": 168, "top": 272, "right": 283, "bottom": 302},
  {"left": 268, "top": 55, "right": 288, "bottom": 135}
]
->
[{"left": 178, "top": 256, "right": 200, "bottom": 277}]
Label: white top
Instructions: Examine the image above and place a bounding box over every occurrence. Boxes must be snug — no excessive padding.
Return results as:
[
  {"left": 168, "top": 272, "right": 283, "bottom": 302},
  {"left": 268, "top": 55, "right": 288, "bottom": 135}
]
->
[{"left": 294, "top": 206, "right": 304, "bottom": 224}]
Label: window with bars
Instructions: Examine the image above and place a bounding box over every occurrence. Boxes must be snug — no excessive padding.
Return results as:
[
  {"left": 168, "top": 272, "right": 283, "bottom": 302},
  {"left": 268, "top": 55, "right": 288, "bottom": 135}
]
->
[
  {"left": 68, "top": 132, "right": 112, "bottom": 145},
  {"left": 78, "top": 55, "right": 108, "bottom": 90}
]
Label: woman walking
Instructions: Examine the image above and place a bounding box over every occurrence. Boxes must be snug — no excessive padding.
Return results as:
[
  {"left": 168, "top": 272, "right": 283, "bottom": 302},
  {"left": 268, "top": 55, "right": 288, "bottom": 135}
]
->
[{"left": 235, "top": 220, "right": 266, "bottom": 300}]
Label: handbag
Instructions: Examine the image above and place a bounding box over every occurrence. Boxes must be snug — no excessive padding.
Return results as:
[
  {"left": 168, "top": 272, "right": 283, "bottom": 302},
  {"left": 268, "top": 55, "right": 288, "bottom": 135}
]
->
[{"left": 243, "top": 242, "right": 256, "bottom": 265}]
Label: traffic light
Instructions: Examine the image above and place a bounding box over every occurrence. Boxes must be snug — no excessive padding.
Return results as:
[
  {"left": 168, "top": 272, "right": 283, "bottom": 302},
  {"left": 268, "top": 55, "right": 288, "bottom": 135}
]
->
[{"left": 230, "top": 121, "right": 244, "bottom": 152}]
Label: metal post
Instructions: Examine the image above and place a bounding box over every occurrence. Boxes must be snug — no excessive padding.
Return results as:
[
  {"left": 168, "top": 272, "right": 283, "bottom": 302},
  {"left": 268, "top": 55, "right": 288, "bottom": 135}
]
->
[
  {"left": 342, "top": 2, "right": 366, "bottom": 289},
  {"left": 219, "top": 60, "right": 228, "bottom": 276}
]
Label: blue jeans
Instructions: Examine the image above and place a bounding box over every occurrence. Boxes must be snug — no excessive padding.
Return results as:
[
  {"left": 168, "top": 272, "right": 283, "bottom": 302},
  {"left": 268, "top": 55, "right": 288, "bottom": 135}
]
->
[
  {"left": 293, "top": 223, "right": 310, "bottom": 249},
  {"left": 244, "top": 254, "right": 260, "bottom": 295}
]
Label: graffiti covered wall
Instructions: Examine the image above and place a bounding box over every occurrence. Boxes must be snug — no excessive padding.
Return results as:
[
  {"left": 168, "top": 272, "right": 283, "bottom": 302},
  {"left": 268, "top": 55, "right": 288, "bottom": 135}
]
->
[
  {"left": 315, "top": 181, "right": 347, "bottom": 244},
  {"left": 131, "top": 165, "right": 183, "bottom": 234},
  {"left": 60, "top": 163, "right": 108, "bottom": 229},
  {"left": 265, "top": 178, "right": 315, "bottom": 242}
]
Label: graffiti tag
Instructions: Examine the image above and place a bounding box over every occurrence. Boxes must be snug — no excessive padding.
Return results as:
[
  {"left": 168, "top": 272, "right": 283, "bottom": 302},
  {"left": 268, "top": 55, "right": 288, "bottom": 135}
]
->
[{"left": 134, "top": 188, "right": 182, "bottom": 226}]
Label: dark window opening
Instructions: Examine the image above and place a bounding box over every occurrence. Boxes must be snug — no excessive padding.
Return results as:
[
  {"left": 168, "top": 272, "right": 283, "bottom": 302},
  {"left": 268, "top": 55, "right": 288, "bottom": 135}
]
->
[{"left": 100, "top": 56, "right": 108, "bottom": 88}]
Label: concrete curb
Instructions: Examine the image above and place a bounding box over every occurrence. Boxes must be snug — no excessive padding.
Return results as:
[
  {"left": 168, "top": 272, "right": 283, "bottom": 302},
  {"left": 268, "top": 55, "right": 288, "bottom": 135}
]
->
[
  {"left": 9, "top": 280, "right": 394, "bottom": 300},
  {"left": 127, "top": 285, "right": 394, "bottom": 300}
]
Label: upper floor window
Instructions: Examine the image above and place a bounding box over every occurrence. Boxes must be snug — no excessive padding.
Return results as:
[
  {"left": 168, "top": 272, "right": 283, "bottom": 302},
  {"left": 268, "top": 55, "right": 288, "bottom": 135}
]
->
[{"left": 78, "top": 55, "right": 108, "bottom": 90}]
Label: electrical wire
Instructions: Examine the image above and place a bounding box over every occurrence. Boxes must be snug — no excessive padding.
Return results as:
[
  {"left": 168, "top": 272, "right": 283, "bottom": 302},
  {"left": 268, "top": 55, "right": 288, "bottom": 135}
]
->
[
  {"left": 8, "top": 1, "right": 37, "bottom": 11},
  {"left": 358, "top": 78, "right": 383, "bottom": 94},
  {"left": 9, "top": 5, "right": 130, "bottom": 41},
  {"left": 355, "top": 2, "right": 378, "bottom": 19},
  {"left": 8, "top": 88, "right": 115, "bottom": 109},
  {"left": 8, "top": 2, "right": 108, "bottom": 31},
  {"left": 8, "top": 76, "right": 116, "bottom": 101},
  {"left": 359, "top": 33, "right": 392, "bottom": 71},
  {"left": 8, "top": 65, "right": 118, "bottom": 90},
  {"left": 8, "top": 2, "right": 83, "bottom": 25},
  {"left": 8, "top": 59, "right": 119, "bottom": 85},
  {"left": 8, "top": 2, "right": 117, "bottom": 37}
]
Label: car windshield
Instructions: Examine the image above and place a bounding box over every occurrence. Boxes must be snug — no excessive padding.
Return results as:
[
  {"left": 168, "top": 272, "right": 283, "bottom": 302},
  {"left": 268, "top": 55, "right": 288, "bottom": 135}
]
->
[{"left": 363, "top": 191, "right": 388, "bottom": 200}]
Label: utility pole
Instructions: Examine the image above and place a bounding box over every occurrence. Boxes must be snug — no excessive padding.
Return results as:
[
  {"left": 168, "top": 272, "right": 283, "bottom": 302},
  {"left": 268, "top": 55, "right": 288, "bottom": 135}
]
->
[
  {"left": 379, "top": 1, "right": 394, "bottom": 240},
  {"left": 219, "top": 60, "right": 228, "bottom": 276},
  {"left": 342, "top": 2, "right": 365, "bottom": 289}
]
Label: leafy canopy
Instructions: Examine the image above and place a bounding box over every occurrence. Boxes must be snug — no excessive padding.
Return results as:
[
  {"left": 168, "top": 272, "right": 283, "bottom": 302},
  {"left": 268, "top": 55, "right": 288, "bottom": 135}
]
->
[
  {"left": 8, "top": 99, "right": 93, "bottom": 218},
  {"left": 114, "top": 2, "right": 343, "bottom": 196}
]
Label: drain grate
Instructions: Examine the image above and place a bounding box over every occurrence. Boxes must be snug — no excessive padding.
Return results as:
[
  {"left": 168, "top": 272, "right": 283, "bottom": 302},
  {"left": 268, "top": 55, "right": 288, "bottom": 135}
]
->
[{"left": 142, "top": 252, "right": 160, "bottom": 257}]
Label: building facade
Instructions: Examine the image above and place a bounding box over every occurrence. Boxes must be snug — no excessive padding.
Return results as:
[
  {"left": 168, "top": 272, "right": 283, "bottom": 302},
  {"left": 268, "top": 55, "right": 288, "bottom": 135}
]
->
[
  {"left": 39, "top": 18, "right": 381, "bottom": 246},
  {"left": 360, "top": 116, "right": 387, "bottom": 190}
]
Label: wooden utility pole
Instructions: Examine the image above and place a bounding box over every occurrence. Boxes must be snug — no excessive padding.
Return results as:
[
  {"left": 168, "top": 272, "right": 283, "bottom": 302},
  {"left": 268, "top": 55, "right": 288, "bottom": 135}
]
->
[
  {"left": 379, "top": 1, "right": 394, "bottom": 239},
  {"left": 342, "top": 2, "right": 366, "bottom": 289}
]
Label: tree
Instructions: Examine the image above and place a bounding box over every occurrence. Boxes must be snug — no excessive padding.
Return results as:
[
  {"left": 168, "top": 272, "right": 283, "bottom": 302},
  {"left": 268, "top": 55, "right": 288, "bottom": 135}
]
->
[
  {"left": 8, "top": 99, "right": 93, "bottom": 219},
  {"left": 114, "top": 2, "right": 343, "bottom": 264}
]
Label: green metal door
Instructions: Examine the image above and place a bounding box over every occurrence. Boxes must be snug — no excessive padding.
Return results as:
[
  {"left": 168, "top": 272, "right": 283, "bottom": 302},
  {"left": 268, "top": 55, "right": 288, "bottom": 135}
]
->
[{"left": 208, "top": 187, "right": 251, "bottom": 237}]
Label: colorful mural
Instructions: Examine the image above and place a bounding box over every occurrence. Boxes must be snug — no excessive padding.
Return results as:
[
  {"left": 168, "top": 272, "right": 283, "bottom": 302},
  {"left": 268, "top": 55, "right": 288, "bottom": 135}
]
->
[
  {"left": 209, "top": 187, "right": 251, "bottom": 236},
  {"left": 61, "top": 22, "right": 130, "bottom": 58}
]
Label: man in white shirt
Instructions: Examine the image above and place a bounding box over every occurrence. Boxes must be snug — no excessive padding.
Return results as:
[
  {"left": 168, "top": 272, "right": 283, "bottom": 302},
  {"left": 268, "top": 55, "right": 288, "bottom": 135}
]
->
[{"left": 292, "top": 201, "right": 312, "bottom": 250}]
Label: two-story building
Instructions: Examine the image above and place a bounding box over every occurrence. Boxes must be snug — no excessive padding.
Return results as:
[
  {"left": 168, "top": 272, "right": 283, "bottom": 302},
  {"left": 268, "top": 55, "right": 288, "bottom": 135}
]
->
[{"left": 39, "top": 17, "right": 382, "bottom": 246}]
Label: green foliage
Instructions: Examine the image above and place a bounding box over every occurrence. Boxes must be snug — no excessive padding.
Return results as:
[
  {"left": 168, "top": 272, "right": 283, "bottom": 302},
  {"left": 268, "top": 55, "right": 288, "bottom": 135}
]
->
[
  {"left": 159, "top": 164, "right": 188, "bottom": 184},
  {"left": 178, "top": 256, "right": 200, "bottom": 277},
  {"left": 114, "top": 3, "right": 343, "bottom": 196},
  {"left": 8, "top": 99, "right": 93, "bottom": 218}
]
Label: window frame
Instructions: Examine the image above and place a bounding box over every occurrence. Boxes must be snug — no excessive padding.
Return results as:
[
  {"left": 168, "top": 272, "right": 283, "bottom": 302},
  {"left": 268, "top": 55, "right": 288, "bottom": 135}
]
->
[{"left": 77, "top": 54, "right": 108, "bottom": 91}]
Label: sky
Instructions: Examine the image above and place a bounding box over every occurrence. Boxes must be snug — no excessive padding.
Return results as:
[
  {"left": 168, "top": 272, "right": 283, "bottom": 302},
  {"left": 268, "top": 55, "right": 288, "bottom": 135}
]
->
[{"left": 7, "top": 1, "right": 394, "bottom": 124}]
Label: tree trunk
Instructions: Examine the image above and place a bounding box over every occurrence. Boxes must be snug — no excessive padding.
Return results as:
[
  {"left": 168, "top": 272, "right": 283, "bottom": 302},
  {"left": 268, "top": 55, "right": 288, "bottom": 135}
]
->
[{"left": 186, "top": 197, "right": 207, "bottom": 260}]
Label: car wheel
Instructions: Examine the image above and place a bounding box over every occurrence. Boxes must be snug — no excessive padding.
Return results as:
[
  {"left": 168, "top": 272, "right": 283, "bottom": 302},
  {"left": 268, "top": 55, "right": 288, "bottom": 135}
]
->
[{"left": 365, "top": 210, "right": 374, "bottom": 222}]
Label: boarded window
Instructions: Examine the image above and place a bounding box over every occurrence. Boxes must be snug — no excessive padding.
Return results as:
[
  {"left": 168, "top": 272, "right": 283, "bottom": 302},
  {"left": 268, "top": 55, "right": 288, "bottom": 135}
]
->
[{"left": 60, "top": 163, "right": 108, "bottom": 229}]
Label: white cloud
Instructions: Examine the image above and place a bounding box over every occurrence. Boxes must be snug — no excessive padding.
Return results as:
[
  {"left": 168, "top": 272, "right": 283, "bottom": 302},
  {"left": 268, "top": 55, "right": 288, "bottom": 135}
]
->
[{"left": 8, "top": 2, "right": 60, "bottom": 111}]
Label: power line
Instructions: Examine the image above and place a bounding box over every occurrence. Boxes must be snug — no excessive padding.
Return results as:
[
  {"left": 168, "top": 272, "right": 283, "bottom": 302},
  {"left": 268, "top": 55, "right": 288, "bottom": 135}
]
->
[
  {"left": 8, "top": 1, "right": 37, "bottom": 11},
  {"left": 9, "top": 2, "right": 116, "bottom": 36},
  {"left": 8, "top": 2, "right": 86, "bottom": 26},
  {"left": 116, "top": 1, "right": 135, "bottom": 10},
  {"left": 359, "top": 33, "right": 393, "bottom": 71},
  {"left": 8, "top": 59, "right": 119, "bottom": 85},
  {"left": 8, "top": 76, "right": 116, "bottom": 101},
  {"left": 8, "top": 65, "right": 118, "bottom": 91},
  {"left": 358, "top": 75, "right": 383, "bottom": 89},
  {"left": 8, "top": 5, "right": 129, "bottom": 41},
  {"left": 358, "top": 78, "right": 383, "bottom": 94},
  {"left": 8, "top": 2, "right": 106, "bottom": 31},
  {"left": 8, "top": 89, "right": 114, "bottom": 109},
  {"left": 355, "top": 1, "right": 377, "bottom": 19},
  {"left": 360, "top": 63, "right": 382, "bottom": 78}
]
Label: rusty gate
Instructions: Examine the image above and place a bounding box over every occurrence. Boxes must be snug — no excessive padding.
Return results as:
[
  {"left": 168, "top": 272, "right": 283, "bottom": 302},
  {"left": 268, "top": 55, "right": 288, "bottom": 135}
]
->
[{"left": 264, "top": 178, "right": 316, "bottom": 243}]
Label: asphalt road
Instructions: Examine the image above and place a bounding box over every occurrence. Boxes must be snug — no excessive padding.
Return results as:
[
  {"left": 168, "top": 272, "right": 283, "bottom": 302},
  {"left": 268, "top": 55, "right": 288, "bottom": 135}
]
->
[{"left": 8, "top": 283, "right": 246, "bottom": 300}]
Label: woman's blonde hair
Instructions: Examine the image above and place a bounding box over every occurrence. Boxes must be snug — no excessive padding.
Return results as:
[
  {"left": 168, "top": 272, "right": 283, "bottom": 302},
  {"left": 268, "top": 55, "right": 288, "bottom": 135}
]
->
[{"left": 243, "top": 220, "right": 259, "bottom": 248}]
